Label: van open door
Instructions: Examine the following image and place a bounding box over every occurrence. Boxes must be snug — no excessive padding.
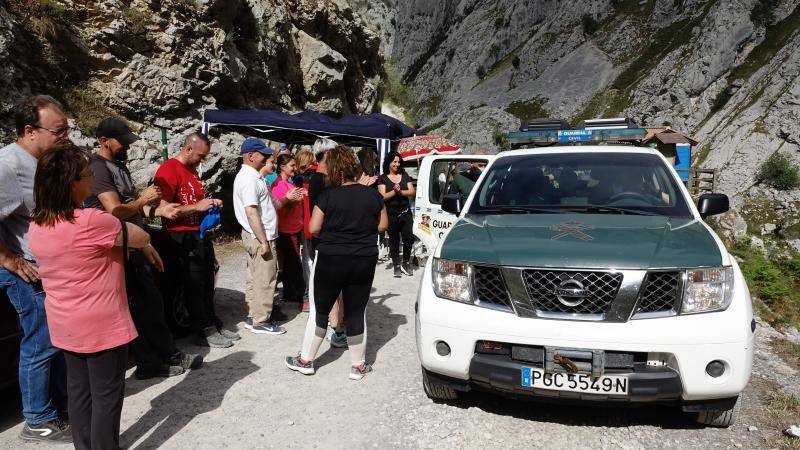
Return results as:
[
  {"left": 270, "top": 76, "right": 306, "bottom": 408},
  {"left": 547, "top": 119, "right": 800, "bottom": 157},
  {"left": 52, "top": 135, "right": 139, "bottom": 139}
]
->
[{"left": 412, "top": 154, "right": 494, "bottom": 262}]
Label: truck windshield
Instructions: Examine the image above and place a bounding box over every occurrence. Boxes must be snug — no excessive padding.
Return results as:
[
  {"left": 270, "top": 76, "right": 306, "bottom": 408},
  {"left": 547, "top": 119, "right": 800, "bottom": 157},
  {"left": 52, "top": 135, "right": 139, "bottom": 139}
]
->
[{"left": 470, "top": 153, "right": 692, "bottom": 217}]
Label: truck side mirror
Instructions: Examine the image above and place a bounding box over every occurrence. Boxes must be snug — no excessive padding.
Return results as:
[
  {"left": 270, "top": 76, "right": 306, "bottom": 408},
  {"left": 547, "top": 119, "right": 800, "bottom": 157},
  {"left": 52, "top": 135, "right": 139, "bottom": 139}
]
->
[
  {"left": 697, "top": 193, "right": 729, "bottom": 218},
  {"left": 441, "top": 194, "right": 462, "bottom": 215}
]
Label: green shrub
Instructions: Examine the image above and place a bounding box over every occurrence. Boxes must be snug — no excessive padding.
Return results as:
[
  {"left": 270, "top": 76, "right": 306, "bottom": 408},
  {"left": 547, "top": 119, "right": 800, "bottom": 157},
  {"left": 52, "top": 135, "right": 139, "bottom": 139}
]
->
[
  {"left": 476, "top": 65, "right": 486, "bottom": 79},
  {"left": 123, "top": 7, "right": 150, "bottom": 35},
  {"left": 504, "top": 97, "right": 549, "bottom": 122},
  {"left": 735, "top": 243, "right": 800, "bottom": 328},
  {"left": 512, "top": 55, "right": 520, "bottom": 68},
  {"left": 757, "top": 152, "right": 800, "bottom": 190},
  {"left": 64, "top": 86, "right": 117, "bottom": 136},
  {"left": 710, "top": 87, "right": 733, "bottom": 112},
  {"left": 751, "top": 0, "right": 780, "bottom": 26},
  {"left": 493, "top": 129, "right": 510, "bottom": 151},
  {"left": 581, "top": 14, "right": 599, "bottom": 35},
  {"left": 7, "top": 0, "right": 69, "bottom": 38}
]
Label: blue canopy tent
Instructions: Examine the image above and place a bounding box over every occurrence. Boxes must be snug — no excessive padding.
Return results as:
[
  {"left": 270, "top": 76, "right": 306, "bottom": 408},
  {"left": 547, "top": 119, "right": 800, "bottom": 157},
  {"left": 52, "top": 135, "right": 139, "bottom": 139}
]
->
[{"left": 202, "top": 109, "right": 418, "bottom": 171}]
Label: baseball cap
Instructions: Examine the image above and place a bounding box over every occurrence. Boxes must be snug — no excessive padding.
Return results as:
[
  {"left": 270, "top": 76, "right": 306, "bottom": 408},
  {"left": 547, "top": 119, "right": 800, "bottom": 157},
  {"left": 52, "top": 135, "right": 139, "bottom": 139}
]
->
[
  {"left": 241, "top": 137, "right": 273, "bottom": 155},
  {"left": 95, "top": 117, "right": 139, "bottom": 145}
]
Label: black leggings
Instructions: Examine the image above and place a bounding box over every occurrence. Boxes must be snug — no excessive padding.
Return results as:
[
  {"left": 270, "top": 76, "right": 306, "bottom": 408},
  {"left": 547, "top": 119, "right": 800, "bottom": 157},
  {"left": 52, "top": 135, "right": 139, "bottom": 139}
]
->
[
  {"left": 313, "top": 253, "right": 377, "bottom": 337},
  {"left": 387, "top": 209, "right": 413, "bottom": 265},
  {"left": 63, "top": 345, "right": 128, "bottom": 450}
]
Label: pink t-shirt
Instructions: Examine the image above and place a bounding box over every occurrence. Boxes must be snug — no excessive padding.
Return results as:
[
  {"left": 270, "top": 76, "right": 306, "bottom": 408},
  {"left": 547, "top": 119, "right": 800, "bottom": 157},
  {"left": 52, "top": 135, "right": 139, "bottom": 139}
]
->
[
  {"left": 271, "top": 178, "right": 304, "bottom": 234},
  {"left": 29, "top": 208, "right": 137, "bottom": 353}
]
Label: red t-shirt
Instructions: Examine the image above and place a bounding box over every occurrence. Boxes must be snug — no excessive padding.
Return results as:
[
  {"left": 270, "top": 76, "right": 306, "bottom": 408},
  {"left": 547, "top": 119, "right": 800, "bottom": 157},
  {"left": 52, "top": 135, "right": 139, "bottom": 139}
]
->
[
  {"left": 271, "top": 178, "right": 304, "bottom": 234},
  {"left": 29, "top": 208, "right": 138, "bottom": 353},
  {"left": 154, "top": 158, "right": 205, "bottom": 232}
]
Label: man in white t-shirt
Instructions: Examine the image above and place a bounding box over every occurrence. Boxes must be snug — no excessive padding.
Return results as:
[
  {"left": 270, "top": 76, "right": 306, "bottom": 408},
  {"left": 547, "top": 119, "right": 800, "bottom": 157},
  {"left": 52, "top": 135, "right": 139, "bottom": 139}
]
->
[{"left": 233, "top": 138, "right": 301, "bottom": 335}]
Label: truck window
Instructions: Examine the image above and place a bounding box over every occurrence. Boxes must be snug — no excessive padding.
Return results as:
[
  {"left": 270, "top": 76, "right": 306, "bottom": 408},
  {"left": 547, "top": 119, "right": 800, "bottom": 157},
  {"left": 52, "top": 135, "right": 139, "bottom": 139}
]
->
[
  {"left": 472, "top": 153, "right": 691, "bottom": 217},
  {"left": 429, "top": 160, "right": 454, "bottom": 204}
]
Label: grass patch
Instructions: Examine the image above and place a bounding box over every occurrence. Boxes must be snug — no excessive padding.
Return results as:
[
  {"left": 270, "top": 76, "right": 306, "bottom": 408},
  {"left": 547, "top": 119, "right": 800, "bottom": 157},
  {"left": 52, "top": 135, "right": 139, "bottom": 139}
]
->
[
  {"left": 493, "top": 128, "right": 511, "bottom": 151},
  {"left": 731, "top": 241, "right": 800, "bottom": 329},
  {"left": 770, "top": 338, "right": 800, "bottom": 369},
  {"left": 504, "top": 97, "right": 549, "bottom": 122},
  {"left": 123, "top": 6, "right": 150, "bottom": 35},
  {"left": 64, "top": 86, "right": 118, "bottom": 136},
  {"left": 729, "top": 5, "right": 800, "bottom": 82},
  {"left": 7, "top": 0, "right": 70, "bottom": 38},
  {"left": 382, "top": 61, "right": 417, "bottom": 122},
  {"left": 757, "top": 152, "right": 800, "bottom": 190}
]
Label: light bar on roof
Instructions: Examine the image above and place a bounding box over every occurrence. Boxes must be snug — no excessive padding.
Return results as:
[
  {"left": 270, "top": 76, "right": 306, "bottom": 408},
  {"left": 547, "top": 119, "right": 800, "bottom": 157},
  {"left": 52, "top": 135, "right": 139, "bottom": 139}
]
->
[
  {"left": 578, "top": 117, "right": 638, "bottom": 130},
  {"left": 507, "top": 128, "right": 647, "bottom": 146}
]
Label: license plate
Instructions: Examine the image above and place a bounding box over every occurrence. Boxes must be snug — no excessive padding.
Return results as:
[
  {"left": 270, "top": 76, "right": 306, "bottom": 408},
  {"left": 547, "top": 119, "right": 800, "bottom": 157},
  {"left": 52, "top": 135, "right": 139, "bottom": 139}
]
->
[{"left": 521, "top": 367, "right": 628, "bottom": 395}]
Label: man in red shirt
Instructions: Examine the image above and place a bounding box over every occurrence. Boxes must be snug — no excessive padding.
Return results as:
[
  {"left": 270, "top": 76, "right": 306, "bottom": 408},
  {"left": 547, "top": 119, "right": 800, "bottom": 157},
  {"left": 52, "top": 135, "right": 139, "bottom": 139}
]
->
[{"left": 154, "top": 132, "right": 236, "bottom": 348}]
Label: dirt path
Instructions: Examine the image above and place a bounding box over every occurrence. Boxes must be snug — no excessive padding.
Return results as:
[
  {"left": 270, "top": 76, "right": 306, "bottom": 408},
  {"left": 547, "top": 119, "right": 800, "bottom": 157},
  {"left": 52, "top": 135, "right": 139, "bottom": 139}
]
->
[{"left": 0, "top": 241, "right": 798, "bottom": 448}]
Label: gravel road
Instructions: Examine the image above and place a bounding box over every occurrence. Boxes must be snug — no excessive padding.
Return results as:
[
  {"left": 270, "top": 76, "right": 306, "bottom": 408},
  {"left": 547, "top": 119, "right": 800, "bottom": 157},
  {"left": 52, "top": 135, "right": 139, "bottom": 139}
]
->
[{"left": 0, "top": 241, "right": 797, "bottom": 449}]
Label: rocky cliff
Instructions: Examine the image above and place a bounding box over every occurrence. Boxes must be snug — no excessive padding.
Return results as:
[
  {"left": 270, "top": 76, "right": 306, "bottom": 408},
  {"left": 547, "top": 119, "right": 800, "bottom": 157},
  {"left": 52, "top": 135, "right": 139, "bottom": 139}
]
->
[
  {"left": 0, "top": 0, "right": 383, "bottom": 191},
  {"left": 355, "top": 0, "right": 800, "bottom": 247}
]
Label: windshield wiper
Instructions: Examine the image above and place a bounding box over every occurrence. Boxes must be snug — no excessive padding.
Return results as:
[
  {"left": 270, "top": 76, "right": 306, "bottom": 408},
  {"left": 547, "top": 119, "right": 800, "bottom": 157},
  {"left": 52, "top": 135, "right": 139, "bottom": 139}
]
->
[
  {"left": 568, "top": 205, "right": 660, "bottom": 216},
  {"left": 474, "top": 206, "right": 570, "bottom": 214}
]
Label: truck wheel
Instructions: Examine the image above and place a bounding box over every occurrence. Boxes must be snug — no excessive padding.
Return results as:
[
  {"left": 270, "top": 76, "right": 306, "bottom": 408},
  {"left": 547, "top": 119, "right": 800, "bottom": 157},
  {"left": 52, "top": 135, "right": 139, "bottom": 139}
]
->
[
  {"left": 694, "top": 396, "right": 740, "bottom": 427},
  {"left": 422, "top": 368, "right": 459, "bottom": 401}
]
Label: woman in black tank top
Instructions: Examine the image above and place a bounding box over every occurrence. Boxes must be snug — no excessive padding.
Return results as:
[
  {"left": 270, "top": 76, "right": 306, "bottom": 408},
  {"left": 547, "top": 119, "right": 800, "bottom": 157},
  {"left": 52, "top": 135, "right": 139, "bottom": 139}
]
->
[{"left": 377, "top": 151, "right": 416, "bottom": 277}]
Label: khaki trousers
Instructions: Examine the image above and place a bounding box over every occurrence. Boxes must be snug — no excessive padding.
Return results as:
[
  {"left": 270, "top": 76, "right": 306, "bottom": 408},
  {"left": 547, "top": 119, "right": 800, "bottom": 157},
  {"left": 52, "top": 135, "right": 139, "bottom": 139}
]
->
[{"left": 241, "top": 230, "right": 278, "bottom": 325}]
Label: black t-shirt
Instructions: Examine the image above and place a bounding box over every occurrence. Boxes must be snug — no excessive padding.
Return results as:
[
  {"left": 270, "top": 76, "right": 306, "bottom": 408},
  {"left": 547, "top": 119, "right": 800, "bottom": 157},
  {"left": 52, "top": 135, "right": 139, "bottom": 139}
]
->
[
  {"left": 83, "top": 153, "right": 144, "bottom": 227},
  {"left": 308, "top": 171, "right": 327, "bottom": 211},
  {"left": 378, "top": 172, "right": 411, "bottom": 212},
  {"left": 316, "top": 184, "right": 384, "bottom": 257}
]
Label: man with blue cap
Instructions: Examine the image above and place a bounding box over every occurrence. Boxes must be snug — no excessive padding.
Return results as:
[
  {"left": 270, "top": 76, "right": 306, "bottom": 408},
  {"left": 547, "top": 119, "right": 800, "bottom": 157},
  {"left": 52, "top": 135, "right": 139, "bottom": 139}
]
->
[{"left": 233, "top": 138, "right": 302, "bottom": 334}]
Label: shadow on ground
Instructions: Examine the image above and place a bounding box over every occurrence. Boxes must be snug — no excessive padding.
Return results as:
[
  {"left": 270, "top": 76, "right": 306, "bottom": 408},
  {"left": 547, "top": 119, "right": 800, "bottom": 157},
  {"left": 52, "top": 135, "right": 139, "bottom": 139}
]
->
[
  {"left": 0, "top": 387, "right": 21, "bottom": 433},
  {"left": 313, "top": 292, "right": 406, "bottom": 369},
  {"left": 441, "top": 390, "right": 700, "bottom": 430},
  {"left": 120, "top": 351, "right": 258, "bottom": 449}
]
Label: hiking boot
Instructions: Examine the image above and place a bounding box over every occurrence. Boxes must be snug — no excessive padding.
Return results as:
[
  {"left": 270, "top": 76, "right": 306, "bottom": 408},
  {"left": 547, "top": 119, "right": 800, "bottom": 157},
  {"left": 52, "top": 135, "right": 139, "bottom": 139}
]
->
[
  {"left": 285, "top": 354, "right": 315, "bottom": 375},
  {"left": 134, "top": 364, "right": 185, "bottom": 380},
  {"left": 393, "top": 264, "right": 402, "bottom": 278},
  {"left": 349, "top": 363, "right": 373, "bottom": 381},
  {"left": 218, "top": 327, "right": 241, "bottom": 341},
  {"left": 330, "top": 331, "right": 348, "bottom": 348},
  {"left": 173, "top": 352, "right": 203, "bottom": 370},
  {"left": 401, "top": 262, "right": 412, "bottom": 276},
  {"left": 199, "top": 328, "right": 233, "bottom": 348},
  {"left": 19, "top": 418, "right": 72, "bottom": 443},
  {"left": 251, "top": 322, "right": 286, "bottom": 335}
]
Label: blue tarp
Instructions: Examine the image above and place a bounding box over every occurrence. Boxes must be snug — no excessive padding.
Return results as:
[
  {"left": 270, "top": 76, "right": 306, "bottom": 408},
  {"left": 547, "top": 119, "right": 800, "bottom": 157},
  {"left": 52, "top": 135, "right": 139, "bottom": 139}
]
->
[{"left": 202, "top": 109, "right": 418, "bottom": 147}]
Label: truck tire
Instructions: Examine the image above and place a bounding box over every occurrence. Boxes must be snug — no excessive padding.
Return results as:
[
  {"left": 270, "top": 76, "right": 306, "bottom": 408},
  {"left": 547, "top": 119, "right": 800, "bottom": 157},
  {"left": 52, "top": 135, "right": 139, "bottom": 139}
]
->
[
  {"left": 694, "top": 396, "right": 740, "bottom": 427},
  {"left": 422, "top": 368, "right": 459, "bottom": 401}
]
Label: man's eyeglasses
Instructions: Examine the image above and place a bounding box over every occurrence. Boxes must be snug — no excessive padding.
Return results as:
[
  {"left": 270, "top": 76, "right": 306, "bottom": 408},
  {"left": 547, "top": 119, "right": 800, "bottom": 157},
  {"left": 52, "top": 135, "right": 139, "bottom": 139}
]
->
[{"left": 35, "top": 125, "right": 70, "bottom": 137}]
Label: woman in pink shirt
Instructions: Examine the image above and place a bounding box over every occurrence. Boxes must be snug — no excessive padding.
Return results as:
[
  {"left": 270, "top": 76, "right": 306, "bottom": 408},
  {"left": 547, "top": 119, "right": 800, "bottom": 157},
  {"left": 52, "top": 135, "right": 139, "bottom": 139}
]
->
[
  {"left": 271, "top": 154, "right": 306, "bottom": 304},
  {"left": 29, "top": 142, "right": 151, "bottom": 450}
]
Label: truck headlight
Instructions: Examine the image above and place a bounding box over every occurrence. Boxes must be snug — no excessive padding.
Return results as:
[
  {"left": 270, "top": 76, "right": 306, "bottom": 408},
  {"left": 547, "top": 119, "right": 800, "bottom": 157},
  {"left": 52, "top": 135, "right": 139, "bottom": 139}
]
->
[
  {"left": 681, "top": 267, "right": 734, "bottom": 314},
  {"left": 432, "top": 258, "right": 473, "bottom": 303}
]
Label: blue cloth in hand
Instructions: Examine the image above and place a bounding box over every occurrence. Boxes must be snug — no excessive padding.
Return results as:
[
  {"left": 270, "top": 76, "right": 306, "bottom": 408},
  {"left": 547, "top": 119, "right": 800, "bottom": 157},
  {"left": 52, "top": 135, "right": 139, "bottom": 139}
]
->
[{"left": 199, "top": 205, "right": 221, "bottom": 238}]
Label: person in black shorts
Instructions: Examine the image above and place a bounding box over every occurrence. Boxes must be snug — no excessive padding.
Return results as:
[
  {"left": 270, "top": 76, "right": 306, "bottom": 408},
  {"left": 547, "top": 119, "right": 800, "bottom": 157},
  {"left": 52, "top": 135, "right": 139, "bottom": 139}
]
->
[
  {"left": 286, "top": 145, "right": 388, "bottom": 381},
  {"left": 377, "top": 151, "right": 416, "bottom": 277}
]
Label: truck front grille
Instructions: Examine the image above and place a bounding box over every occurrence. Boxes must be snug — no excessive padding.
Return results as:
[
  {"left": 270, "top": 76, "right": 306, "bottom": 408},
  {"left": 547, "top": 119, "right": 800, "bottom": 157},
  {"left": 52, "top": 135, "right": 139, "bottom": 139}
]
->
[
  {"left": 635, "top": 271, "right": 682, "bottom": 314},
  {"left": 473, "top": 266, "right": 512, "bottom": 309},
  {"left": 521, "top": 270, "right": 623, "bottom": 315}
]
